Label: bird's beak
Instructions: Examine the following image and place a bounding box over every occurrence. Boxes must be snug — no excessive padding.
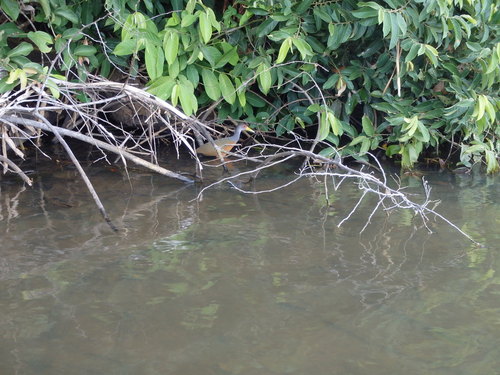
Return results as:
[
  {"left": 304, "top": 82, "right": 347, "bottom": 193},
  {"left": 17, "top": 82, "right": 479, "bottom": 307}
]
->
[{"left": 244, "top": 125, "right": 255, "bottom": 133}]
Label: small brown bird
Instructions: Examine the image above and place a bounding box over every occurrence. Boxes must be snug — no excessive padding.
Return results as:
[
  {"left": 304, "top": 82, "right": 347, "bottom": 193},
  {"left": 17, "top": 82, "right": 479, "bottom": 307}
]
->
[{"left": 196, "top": 124, "right": 254, "bottom": 157}]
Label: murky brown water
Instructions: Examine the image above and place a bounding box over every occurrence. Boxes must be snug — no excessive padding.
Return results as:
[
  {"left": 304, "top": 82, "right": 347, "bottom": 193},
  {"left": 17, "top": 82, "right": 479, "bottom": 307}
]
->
[{"left": 1, "top": 154, "right": 499, "bottom": 375}]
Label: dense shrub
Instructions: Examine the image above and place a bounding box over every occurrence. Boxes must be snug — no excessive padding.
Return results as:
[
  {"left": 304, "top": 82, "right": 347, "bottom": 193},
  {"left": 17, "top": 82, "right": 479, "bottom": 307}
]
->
[{"left": 1, "top": 0, "right": 498, "bottom": 171}]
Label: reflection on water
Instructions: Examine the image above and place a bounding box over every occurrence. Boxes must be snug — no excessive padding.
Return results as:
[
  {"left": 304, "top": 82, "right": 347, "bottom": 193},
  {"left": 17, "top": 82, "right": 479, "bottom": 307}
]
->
[{"left": 1, "top": 157, "right": 499, "bottom": 375}]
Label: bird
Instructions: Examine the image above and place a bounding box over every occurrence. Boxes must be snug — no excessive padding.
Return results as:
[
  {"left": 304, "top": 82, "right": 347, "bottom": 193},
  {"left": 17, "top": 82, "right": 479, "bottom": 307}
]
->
[{"left": 196, "top": 124, "right": 254, "bottom": 157}]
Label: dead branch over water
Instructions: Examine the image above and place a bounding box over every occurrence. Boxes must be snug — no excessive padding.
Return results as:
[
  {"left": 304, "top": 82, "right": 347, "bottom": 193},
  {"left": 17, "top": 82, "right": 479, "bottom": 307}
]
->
[{"left": 0, "top": 78, "right": 480, "bottom": 244}]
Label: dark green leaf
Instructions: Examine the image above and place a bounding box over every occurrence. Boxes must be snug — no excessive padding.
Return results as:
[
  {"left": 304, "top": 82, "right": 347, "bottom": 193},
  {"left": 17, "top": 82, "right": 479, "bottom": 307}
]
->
[
  {"left": 389, "top": 13, "right": 399, "bottom": 49},
  {"left": 179, "top": 82, "right": 197, "bottom": 116},
  {"left": 255, "top": 19, "right": 278, "bottom": 37},
  {"left": 318, "top": 110, "right": 330, "bottom": 141},
  {"left": 145, "top": 42, "right": 162, "bottom": 80},
  {"left": 181, "top": 13, "right": 198, "bottom": 28},
  {"left": 323, "top": 74, "right": 339, "bottom": 90}
]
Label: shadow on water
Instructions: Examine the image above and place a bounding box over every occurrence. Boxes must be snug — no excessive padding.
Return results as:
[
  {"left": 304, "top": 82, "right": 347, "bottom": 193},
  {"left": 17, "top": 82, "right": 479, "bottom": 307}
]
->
[{"left": 0, "top": 154, "right": 499, "bottom": 375}]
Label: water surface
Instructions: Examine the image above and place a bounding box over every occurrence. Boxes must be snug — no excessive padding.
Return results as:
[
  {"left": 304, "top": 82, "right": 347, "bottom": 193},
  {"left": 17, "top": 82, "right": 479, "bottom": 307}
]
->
[{"left": 1, "top": 156, "right": 499, "bottom": 375}]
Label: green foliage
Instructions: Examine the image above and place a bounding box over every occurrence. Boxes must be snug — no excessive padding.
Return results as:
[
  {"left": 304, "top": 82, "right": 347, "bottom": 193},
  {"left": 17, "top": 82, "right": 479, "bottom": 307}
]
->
[{"left": 0, "top": 0, "right": 498, "bottom": 171}]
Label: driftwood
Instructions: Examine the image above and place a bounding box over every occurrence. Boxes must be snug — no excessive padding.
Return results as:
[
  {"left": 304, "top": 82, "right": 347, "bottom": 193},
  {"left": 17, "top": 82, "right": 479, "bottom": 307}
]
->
[{"left": 0, "top": 78, "right": 482, "bottom": 244}]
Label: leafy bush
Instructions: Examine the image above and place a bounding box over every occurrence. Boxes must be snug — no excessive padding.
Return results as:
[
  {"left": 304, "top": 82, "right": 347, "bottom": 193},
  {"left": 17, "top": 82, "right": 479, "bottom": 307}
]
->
[{"left": 0, "top": 0, "right": 498, "bottom": 172}]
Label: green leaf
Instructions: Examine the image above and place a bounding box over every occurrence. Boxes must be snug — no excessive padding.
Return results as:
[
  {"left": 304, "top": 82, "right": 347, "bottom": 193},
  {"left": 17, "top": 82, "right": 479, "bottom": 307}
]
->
[
  {"left": 295, "top": 0, "right": 313, "bottom": 14},
  {"left": 179, "top": 82, "right": 197, "bottom": 116},
  {"left": 207, "top": 7, "right": 220, "bottom": 31},
  {"left": 352, "top": 7, "right": 378, "bottom": 19},
  {"left": 114, "top": 39, "right": 137, "bottom": 56},
  {"left": 7, "top": 42, "right": 33, "bottom": 58},
  {"left": 483, "top": 97, "right": 496, "bottom": 123},
  {"left": 39, "top": 0, "right": 50, "bottom": 18},
  {"left": 145, "top": 42, "right": 163, "bottom": 80},
  {"left": 218, "top": 73, "right": 236, "bottom": 104},
  {"left": 27, "top": 31, "right": 53, "bottom": 53},
  {"left": 318, "top": 110, "right": 330, "bottom": 141},
  {"left": 171, "top": 83, "right": 180, "bottom": 107},
  {"left": 181, "top": 13, "right": 198, "bottom": 28},
  {"left": 328, "top": 112, "right": 342, "bottom": 136},
  {"left": 307, "top": 104, "right": 322, "bottom": 112},
  {"left": 1, "top": 0, "right": 20, "bottom": 20},
  {"left": 417, "top": 122, "right": 430, "bottom": 143},
  {"left": 257, "top": 63, "right": 271, "bottom": 95},
  {"left": 201, "top": 69, "right": 221, "bottom": 101},
  {"left": 276, "top": 37, "right": 292, "bottom": 64},
  {"left": 163, "top": 31, "right": 179, "bottom": 66},
  {"left": 62, "top": 28, "right": 83, "bottom": 41},
  {"left": 167, "top": 58, "right": 179, "bottom": 78},
  {"left": 45, "top": 78, "right": 60, "bottom": 99},
  {"left": 74, "top": 45, "right": 97, "bottom": 57},
  {"left": 185, "top": 65, "right": 199, "bottom": 88},
  {"left": 382, "top": 12, "right": 391, "bottom": 37},
  {"left": 424, "top": 44, "right": 438, "bottom": 66},
  {"left": 147, "top": 76, "right": 175, "bottom": 100},
  {"left": 256, "top": 19, "right": 278, "bottom": 37},
  {"left": 200, "top": 45, "right": 221, "bottom": 67},
  {"left": 323, "top": 74, "right": 339, "bottom": 90},
  {"left": 199, "top": 10, "right": 212, "bottom": 43},
  {"left": 350, "top": 135, "right": 367, "bottom": 146},
  {"left": 239, "top": 10, "right": 253, "bottom": 26},
  {"left": 472, "top": 95, "right": 487, "bottom": 121},
  {"left": 485, "top": 149, "right": 499, "bottom": 174},
  {"left": 405, "top": 43, "right": 420, "bottom": 63},
  {"left": 54, "top": 8, "right": 79, "bottom": 24},
  {"left": 386, "top": 144, "right": 400, "bottom": 157},
  {"left": 292, "top": 38, "right": 313, "bottom": 59},
  {"left": 389, "top": 12, "right": 399, "bottom": 49},
  {"left": 361, "top": 115, "right": 375, "bottom": 136},
  {"left": 234, "top": 77, "right": 246, "bottom": 107}
]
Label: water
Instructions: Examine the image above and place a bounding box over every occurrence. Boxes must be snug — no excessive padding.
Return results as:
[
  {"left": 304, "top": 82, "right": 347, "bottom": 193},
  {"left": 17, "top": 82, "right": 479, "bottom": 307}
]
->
[{"left": 1, "top": 155, "right": 499, "bottom": 375}]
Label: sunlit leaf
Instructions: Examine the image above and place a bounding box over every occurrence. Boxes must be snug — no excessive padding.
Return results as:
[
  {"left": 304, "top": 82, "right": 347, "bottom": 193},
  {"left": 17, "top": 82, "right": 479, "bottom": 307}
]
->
[
  {"left": 113, "top": 39, "right": 136, "bottom": 55},
  {"left": 27, "top": 31, "right": 53, "bottom": 53},
  {"left": 163, "top": 30, "right": 179, "bottom": 66},
  {"left": 318, "top": 109, "right": 330, "bottom": 141},
  {"left": 276, "top": 37, "right": 291, "bottom": 64},
  {"left": 257, "top": 63, "right": 271, "bottom": 95},
  {"left": 292, "top": 38, "right": 313, "bottom": 59},
  {"left": 201, "top": 69, "right": 221, "bottom": 101},
  {"left": 199, "top": 10, "right": 212, "bottom": 43},
  {"left": 218, "top": 73, "right": 236, "bottom": 104}
]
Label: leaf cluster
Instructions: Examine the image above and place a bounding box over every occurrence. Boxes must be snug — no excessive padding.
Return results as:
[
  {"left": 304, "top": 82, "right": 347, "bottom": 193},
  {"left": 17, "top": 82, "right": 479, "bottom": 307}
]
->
[{"left": 0, "top": 0, "right": 498, "bottom": 172}]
